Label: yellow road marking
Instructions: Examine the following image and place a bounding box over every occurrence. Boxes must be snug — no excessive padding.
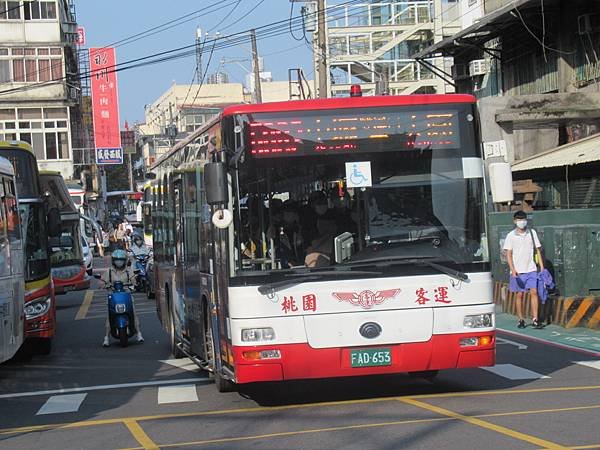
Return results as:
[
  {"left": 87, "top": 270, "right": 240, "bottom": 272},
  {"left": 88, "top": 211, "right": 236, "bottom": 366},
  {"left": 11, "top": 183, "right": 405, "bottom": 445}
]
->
[
  {"left": 119, "top": 404, "right": 600, "bottom": 450},
  {"left": 119, "top": 417, "right": 454, "bottom": 449},
  {"left": 123, "top": 419, "right": 158, "bottom": 450},
  {"left": 571, "top": 445, "right": 600, "bottom": 449},
  {"left": 1, "top": 385, "right": 600, "bottom": 436},
  {"left": 400, "top": 398, "right": 569, "bottom": 449},
  {"left": 75, "top": 290, "right": 95, "bottom": 320},
  {"left": 412, "top": 384, "right": 600, "bottom": 399}
]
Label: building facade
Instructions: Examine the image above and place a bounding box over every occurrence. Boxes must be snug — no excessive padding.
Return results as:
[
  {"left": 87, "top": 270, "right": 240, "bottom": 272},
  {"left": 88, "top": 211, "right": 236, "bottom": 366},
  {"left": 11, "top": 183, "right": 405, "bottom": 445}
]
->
[
  {"left": 313, "top": 0, "right": 462, "bottom": 97},
  {"left": 415, "top": 0, "right": 600, "bottom": 209},
  {"left": 0, "top": 0, "right": 79, "bottom": 178}
]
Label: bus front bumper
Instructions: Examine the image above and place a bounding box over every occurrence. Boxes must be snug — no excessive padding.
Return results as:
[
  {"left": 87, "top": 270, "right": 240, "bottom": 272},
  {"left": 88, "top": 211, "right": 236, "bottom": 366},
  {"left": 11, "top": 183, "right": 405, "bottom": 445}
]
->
[{"left": 231, "top": 332, "right": 495, "bottom": 384}]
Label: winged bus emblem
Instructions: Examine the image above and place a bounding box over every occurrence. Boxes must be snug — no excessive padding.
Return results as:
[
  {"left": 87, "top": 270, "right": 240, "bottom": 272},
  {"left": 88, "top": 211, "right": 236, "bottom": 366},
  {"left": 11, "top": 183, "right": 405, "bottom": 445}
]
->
[{"left": 332, "top": 289, "right": 401, "bottom": 309}]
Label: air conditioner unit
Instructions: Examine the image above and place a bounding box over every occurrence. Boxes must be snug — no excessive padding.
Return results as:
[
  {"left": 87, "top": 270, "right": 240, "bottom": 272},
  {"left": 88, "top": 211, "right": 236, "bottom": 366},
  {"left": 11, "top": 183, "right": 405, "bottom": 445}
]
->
[
  {"left": 451, "top": 64, "right": 469, "bottom": 79},
  {"left": 578, "top": 13, "right": 600, "bottom": 35},
  {"left": 469, "top": 59, "right": 488, "bottom": 76}
]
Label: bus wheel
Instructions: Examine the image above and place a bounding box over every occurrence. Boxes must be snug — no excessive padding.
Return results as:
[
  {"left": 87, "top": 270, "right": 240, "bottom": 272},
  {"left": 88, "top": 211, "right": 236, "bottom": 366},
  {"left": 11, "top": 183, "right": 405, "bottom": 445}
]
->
[
  {"left": 168, "top": 301, "right": 184, "bottom": 358},
  {"left": 408, "top": 370, "right": 438, "bottom": 380},
  {"left": 205, "top": 317, "right": 235, "bottom": 393},
  {"left": 37, "top": 338, "right": 52, "bottom": 356}
]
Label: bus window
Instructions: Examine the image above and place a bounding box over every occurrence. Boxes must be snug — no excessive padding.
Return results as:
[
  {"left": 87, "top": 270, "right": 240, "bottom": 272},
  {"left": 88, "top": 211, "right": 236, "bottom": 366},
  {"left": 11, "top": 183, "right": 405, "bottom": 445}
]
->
[
  {"left": 0, "top": 182, "right": 9, "bottom": 278},
  {"left": 3, "top": 178, "right": 20, "bottom": 242}
]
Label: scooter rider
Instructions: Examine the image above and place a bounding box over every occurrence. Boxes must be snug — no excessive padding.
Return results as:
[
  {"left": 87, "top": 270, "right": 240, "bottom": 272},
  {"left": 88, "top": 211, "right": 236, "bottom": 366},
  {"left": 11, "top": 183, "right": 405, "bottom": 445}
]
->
[
  {"left": 130, "top": 233, "right": 150, "bottom": 258},
  {"left": 101, "top": 249, "right": 144, "bottom": 347}
]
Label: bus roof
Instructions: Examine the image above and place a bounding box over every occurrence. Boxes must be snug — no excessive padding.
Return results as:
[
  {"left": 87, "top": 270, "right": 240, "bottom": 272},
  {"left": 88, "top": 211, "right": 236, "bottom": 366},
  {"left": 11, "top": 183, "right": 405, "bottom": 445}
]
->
[
  {"left": 39, "top": 172, "right": 79, "bottom": 216},
  {"left": 150, "top": 94, "right": 477, "bottom": 172},
  {"left": 0, "top": 156, "right": 14, "bottom": 176},
  {"left": 222, "top": 94, "right": 477, "bottom": 116},
  {"left": 0, "top": 140, "right": 34, "bottom": 153}
]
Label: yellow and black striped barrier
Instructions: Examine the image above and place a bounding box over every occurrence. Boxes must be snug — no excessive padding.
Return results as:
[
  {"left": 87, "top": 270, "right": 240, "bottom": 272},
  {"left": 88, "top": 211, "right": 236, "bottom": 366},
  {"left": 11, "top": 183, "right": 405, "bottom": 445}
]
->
[{"left": 493, "top": 281, "right": 600, "bottom": 330}]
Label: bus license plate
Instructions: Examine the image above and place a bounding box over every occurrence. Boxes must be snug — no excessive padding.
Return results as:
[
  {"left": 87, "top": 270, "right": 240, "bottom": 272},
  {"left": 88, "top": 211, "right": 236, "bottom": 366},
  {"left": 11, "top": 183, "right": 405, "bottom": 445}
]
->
[{"left": 350, "top": 348, "right": 392, "bottom": 368}]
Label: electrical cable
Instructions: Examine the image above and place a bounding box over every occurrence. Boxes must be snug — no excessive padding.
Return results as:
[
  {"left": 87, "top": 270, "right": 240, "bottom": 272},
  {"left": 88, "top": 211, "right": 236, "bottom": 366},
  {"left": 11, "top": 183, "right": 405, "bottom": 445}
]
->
[
  {"left": 208, "top": 0, "right": 242, "bottom": 33},
  {"left": 289, "top": 0, "right": 305, "bottom": 42},
  {"left": 0, "top": 0, "right": 366, "bottom": 97}
]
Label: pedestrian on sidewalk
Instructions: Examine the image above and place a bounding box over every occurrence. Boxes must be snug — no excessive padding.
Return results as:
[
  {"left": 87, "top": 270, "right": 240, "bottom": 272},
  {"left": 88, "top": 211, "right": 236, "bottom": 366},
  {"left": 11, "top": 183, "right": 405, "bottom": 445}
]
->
[{"left": 503, "top": 210, "right": 545, "bottom": 329}]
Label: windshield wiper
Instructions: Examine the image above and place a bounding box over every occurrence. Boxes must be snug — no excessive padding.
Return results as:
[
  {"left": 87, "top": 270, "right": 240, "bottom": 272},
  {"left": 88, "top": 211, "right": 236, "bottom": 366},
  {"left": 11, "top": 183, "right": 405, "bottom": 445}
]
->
[
  {"left": 257, "top": 270, "right": 382, "bottom": 296},
  {"left": 342, "top": 256, "right": 469, "bottom": 282}
]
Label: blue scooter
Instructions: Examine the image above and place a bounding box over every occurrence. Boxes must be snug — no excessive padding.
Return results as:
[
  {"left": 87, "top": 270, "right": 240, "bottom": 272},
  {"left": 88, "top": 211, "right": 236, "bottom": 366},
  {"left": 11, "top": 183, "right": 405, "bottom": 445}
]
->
[
  {"left": 96, "top": 276, "right": 137, "bottom": 347},
  {"left": 132, "top": 252, "right": 151, "bottom": 293}
]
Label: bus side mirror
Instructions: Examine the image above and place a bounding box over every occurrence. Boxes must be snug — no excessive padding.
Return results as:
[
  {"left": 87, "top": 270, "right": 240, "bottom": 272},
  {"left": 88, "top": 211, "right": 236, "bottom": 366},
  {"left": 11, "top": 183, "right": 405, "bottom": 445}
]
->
[
  {"left": 488, "top": 162, "right": 514, "bottom": 204},
  {"left": 47, "top": 207, "right": 62, "bottom": 238},
  {"left": 204, "top": 162, "right": 228, "bottom": 205}
]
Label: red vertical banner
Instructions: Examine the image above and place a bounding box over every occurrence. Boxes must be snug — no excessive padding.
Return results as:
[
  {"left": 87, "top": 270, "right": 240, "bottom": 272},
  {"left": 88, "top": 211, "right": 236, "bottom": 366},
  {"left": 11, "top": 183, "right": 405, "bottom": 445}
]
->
[{"left": 90, "top": 47, "right": 123, "bottom": 164}]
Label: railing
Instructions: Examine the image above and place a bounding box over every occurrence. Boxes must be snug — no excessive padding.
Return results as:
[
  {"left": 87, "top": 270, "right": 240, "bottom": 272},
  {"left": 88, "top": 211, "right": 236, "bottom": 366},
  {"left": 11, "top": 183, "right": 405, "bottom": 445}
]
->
[
  {"left": 328, "top": 1, "right": 432, "bottom": 28},
  {"left": 330, "top": 58, "right": 435, "bottom": 85}
]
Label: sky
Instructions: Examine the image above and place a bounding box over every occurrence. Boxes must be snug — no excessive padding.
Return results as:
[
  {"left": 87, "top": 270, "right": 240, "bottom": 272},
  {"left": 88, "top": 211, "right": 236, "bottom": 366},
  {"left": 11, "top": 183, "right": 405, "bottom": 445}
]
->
[{"left": 76, "top": 0, "right": 314, "bottom": 125}]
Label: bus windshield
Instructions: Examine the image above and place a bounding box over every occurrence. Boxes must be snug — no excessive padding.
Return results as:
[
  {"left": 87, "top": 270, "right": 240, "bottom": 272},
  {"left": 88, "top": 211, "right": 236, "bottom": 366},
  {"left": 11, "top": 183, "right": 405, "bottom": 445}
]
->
[
  {"left": 233, "top": 103, "right": 487, "bottom": 274},
  {"left": 50, "top": 222, "right": 83, "bottom": 266},
  {"left": 19, "top": 202, "right": 50, "bottom": 281}
]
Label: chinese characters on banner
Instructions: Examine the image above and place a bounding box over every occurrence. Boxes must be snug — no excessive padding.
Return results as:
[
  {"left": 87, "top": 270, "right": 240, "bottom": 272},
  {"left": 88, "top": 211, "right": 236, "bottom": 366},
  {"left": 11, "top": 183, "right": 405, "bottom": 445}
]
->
[
  {"left": 76, "top": 27, "right": 85, "bottom": 46},
  {"left": 90, "top": 47, "right": 123, "bottom": 165}
]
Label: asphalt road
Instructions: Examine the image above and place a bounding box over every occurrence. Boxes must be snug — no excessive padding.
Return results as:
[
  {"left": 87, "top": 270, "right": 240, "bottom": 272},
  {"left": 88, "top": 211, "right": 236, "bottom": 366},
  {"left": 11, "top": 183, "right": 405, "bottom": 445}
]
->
[{"left": 1, "top": 259, "right": 599, "bottom": 450}]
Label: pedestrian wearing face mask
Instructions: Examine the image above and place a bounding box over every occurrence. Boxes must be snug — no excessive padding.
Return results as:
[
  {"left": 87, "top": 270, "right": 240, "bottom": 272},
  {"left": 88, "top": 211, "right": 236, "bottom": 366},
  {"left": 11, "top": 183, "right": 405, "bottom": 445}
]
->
[{"left": 502, "top": 210, "right": 545, "bottom": 329}]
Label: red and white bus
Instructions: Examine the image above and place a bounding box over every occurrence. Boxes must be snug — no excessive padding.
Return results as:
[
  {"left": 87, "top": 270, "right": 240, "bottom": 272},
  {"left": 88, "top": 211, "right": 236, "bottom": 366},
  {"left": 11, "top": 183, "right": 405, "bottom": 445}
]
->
[{"left": 149, "top": 93, "right": 496, "bottom": 391}]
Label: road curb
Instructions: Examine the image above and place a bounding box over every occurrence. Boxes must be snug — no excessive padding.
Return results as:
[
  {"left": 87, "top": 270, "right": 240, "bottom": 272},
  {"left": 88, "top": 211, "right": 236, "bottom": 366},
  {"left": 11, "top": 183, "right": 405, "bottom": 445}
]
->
[{"left": 497, "top": 328, "right": 600, "bottom": 357}]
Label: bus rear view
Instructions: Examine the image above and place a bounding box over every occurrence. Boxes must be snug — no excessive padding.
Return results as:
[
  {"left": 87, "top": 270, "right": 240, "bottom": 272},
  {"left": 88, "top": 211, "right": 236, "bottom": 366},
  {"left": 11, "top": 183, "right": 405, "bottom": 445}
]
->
[{"left": 223, "top": 95, "right": 494, "bottom": 383}]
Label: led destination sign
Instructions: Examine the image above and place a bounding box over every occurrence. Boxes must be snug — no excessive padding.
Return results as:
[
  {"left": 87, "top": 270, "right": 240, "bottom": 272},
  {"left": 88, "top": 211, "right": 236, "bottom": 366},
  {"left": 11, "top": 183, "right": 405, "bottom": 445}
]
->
[{"left": 246, "top": 108, "right": 461, "bottom": 158}]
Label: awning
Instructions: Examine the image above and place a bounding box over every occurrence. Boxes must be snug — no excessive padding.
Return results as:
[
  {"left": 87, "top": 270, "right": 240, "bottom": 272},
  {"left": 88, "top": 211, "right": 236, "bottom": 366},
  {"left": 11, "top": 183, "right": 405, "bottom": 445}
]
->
[
  {"left": 512, "top": 133, "right": 600, "bottom": 172},
  {"left": 412, "top": 0, "right": 536, "bottom": 59}
]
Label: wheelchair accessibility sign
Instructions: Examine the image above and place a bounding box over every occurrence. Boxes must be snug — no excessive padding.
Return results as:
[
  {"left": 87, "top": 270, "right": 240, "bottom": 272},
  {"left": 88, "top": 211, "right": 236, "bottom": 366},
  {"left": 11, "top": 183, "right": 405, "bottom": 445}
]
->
[{"left": 345, "top": 161, "right": 372, "bottom": 188}]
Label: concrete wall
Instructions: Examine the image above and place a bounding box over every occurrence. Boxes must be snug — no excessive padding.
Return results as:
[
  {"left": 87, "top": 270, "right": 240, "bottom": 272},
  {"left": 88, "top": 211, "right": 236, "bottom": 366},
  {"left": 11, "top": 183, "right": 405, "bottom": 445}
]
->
[{"left": 0, "top": 21, "right": 61, "bottom": 44}]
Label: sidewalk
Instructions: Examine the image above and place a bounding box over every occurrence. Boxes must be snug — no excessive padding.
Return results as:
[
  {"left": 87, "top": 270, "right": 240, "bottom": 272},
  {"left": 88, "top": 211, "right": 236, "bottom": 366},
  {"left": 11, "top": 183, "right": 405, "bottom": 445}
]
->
[{"left": 496, "top": 308, "right": 600, "bottom": 355}]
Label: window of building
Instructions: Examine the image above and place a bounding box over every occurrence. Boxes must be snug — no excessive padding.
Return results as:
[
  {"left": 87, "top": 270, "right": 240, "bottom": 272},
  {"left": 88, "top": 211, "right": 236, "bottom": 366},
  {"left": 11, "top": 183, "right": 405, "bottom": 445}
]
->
[
  {"left": 0, "top": 47, "right": 63, "bottom": 84},
  {"left": 0, "top": 107, "right": 69, "bottom": 160},
  {"left": 24, "top": 1, "right": 57, "bottom": 20},
  {"left": 0, "top": 1, "right": 21, "bottom": 20}
]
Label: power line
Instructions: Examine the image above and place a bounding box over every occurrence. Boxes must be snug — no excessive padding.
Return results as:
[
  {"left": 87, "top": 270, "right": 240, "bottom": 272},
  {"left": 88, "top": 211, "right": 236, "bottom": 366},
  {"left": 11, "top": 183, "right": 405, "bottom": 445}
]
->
[
  {"left": 0, "top": 0, "right": 366, "bottom": 97},
  {"left": 208, "top": 0, "right": 243, "bottom": 33}
]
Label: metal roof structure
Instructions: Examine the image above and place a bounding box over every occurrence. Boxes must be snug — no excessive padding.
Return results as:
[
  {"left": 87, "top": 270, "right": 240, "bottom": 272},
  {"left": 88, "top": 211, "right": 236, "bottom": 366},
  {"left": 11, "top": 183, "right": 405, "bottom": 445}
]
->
[{"left": 512, "top": 133, "right": 600, "bottom": 172}]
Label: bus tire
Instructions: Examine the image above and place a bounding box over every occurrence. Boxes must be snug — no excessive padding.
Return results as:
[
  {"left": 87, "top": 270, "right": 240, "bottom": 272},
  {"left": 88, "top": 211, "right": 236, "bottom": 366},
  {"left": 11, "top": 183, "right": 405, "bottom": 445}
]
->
[
  {"left": 408, "top": 370, "right": 438, "bottom": 379},
  {"left": 206, "top": 314, "right": 235, "bottom": 393},
  {"left": 118, "top": 327, "right": 128, "bottom": 347},
  {"left": 167, "top": 288, "right": 184, "bottom": 359},
  {"left": 37, "top": 338, "right": 52, "bottom": 356}
]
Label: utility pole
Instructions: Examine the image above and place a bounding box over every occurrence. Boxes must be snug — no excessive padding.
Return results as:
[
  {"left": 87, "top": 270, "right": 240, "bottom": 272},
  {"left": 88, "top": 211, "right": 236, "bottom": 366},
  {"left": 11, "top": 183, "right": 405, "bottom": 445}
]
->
[
  {"left": 316, "top": 0, "right": 327, "bottom": 98},
  {"left": 250, "top": 29, "right": 262, "bottom": 103},
  {"left": 195, "top": 27, "right": 203, "bottom": 83}
]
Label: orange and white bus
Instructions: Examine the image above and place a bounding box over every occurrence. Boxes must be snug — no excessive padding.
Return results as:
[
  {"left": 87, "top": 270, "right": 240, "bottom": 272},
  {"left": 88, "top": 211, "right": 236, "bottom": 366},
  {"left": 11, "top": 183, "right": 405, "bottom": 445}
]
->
[
  {"left": 150, "top": 93, "right": 496, "bottom": 391},
  {"left": 40, "top": 171, "right": 90, "bottom": 295},
  {"left": 0, "top": 141, "right": 59, "bottom": 355}
]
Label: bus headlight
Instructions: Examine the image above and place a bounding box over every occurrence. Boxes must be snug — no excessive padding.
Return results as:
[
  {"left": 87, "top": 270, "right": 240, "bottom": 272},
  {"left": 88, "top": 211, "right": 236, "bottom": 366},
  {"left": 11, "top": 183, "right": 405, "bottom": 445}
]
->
[
  {"left": 463, "top": 313, "right": 493, "bottom": 328},
  {"left": 241, "top": 327, "right": 275, "bottom": 342},
  {"left": 25, "top": 298, "right": 51, "bottom": 320}
]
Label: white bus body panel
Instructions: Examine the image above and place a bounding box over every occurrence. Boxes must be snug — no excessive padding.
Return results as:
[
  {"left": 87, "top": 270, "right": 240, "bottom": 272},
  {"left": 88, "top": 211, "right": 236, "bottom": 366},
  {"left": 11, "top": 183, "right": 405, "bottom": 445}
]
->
[{"left": 228, "top": 272, "right": 494, "bottom": 348}]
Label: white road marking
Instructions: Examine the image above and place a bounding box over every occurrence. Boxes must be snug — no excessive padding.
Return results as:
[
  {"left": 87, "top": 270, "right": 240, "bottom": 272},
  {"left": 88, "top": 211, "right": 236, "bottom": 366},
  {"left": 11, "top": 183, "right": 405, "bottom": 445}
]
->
[
  {"left": 36, "top": 393, "right": 87, "bottom": 415},
  {"left": 481, "top": 364, "right": 550, "bottom": 380},
  {"left": 496, "top": 337, "right": 528, "bottom": 350},
  {"left": 160, "top": 358, "right": 201, "bottom": 373},
  {"left": 575, "top": 360, "right": 600, "bottom": 370},
  {"left": 0, "top": 378, "right": 209, "bottom": 399},
  {"left": 157, "top": 385, "right": 198, "bottom": 404}
]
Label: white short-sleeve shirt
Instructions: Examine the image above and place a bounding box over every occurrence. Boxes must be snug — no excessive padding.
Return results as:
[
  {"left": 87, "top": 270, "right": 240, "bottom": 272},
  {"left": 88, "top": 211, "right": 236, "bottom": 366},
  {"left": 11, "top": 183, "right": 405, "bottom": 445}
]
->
[{"left": 503, "top": 228, "right": 541, "bottom": 273}]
